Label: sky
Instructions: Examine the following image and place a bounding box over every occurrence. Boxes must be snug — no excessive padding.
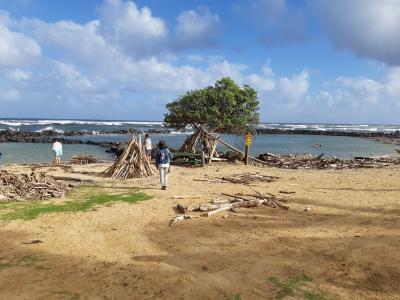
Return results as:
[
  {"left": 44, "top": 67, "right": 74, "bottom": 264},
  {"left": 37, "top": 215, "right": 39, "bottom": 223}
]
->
[{"left": 0, "top": 0, "right": 399, "bottom": 124}]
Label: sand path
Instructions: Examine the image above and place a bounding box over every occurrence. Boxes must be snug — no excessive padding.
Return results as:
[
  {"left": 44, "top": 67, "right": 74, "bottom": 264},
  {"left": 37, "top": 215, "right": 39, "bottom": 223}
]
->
[{"left": 0, "top": 163, "right": 399, "bottom": 299}]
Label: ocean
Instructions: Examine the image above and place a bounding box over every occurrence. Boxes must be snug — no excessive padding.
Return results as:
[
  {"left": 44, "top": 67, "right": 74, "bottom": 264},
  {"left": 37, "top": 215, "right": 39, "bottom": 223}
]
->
[{"left": 0, "top": 119, "right": 399, "bottom": 163}]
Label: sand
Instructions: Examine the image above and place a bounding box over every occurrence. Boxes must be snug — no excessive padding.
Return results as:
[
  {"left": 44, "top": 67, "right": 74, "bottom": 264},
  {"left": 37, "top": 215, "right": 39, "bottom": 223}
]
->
[{"left": 0, "top": 162, "right": 399, "bottom": 299}]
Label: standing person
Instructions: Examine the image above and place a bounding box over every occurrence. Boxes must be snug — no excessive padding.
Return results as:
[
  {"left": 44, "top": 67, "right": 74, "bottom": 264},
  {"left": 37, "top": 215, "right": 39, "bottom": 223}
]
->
[
  {"left": 155, "top": 140, "right": 173, "bottom": 190},
  {"left": 144, "top": 134, "right": 152, "bottom": 162},
  {"left": 52, "top": 139, "right": 63, "bottom": 164}
]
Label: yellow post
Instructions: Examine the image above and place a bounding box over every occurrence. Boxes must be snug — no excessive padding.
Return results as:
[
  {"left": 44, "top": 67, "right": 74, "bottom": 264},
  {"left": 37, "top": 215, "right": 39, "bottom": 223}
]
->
[{"left": 245, "top": 132, "right": 252, "bottom": 165}]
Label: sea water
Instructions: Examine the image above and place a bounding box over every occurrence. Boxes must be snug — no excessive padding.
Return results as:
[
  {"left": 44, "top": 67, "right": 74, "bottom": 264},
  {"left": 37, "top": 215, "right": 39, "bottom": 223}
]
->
[
  {"left": 0, "top": 143, "right": 113, "bottom": 164},
  {"left": 64, "top": 133, "right": 398, "bottom": 158},
  {"left": 0, "top": 119, "right": 399, "bottom": 163}
]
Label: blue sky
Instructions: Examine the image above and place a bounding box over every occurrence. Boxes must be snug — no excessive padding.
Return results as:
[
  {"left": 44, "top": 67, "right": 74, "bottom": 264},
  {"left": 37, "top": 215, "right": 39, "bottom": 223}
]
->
[{"left": 0, "top": 0, "right": 399, "bottom": 124}]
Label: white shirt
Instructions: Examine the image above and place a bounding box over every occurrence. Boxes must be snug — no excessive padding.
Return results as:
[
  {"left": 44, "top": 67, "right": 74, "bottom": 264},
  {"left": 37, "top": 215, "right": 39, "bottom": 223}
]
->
[
  {"left": 144, "top": 138, "right": 152, "bottom": 150},
  {"left": 52, "top": 141, "right": 62, "bottom": 151}
]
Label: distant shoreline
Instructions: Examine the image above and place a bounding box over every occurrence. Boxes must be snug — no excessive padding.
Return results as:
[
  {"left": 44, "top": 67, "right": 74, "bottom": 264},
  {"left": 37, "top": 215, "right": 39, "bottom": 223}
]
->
[{"left": 1, "top": 128, "right": 399, "bottom": 158}]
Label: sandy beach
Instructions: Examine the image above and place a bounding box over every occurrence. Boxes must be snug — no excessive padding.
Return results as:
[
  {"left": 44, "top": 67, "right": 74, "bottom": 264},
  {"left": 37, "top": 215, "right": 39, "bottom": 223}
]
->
[{"left": 0, "top": 162, "right": 399, "bottom": 299}]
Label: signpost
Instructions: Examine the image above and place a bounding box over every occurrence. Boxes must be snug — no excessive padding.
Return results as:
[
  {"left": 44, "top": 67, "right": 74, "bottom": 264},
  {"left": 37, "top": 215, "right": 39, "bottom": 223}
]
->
[{"left": 245, "top": 132, "right": 252, "bottom": 165}]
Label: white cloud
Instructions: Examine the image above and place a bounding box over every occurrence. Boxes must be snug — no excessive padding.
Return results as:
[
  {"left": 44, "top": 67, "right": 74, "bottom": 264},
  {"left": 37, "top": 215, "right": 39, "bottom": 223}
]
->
[
  {"left": 314, "top": 0, "right": 400, "bottom": 66},
  {"left": 98, "top": 0, "right": 168, "bottom": 57},
  {"left": 0, "top": 22, "right": 41, "bottom": 68},
  {"left": 275, "top": 71, "right": 309, "bottom": 107},
  {"left": 7, "top": 68, "right": 32, "bottom": 81},
  {"left": 26, "top": 19, "right": 118, "bottom": 71},
  {"left": 336, "top": 77, "right": 383, "bottom": 105},
  {"left": 175, "top": 7, "right": 221, "bottom": 48},
  {"left": 385, "top": 67, "right": 400, "bottom": 99},
  {"left": 248, "top": 65, "right": 309, "bottom": 107},
  {"left": 315, "top": 68, "right": 400, "bottom": 109},
  {"left": 0, "top": 10, "right": 11, "bottom": 25},
  {"left": 53, "top": 61, "right": 98, "bottom": 92}
]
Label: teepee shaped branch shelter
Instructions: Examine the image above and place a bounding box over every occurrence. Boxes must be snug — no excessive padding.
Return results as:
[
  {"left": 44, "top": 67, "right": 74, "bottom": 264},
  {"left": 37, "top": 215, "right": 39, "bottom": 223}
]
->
[
  {"left": 179, "top": 127, "right": 220, "bottom": 163},
  {"left": 179, "top": 127, "right": 269, "bottom": 166},
  {"left": 104, "top": 134, "right": 154, "bottom": 179}
]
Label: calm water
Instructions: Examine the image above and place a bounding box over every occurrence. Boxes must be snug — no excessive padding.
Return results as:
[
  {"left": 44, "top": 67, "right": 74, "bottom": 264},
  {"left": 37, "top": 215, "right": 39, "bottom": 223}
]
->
[
  {"left": 0, "top": 143, "right": 113, "bottom": 164},
  {"left": 66, "top": 133, "right": 397, "bottom": 158},
  {"left": 0, "top": 119, "right": 399, "bottom": 163}
]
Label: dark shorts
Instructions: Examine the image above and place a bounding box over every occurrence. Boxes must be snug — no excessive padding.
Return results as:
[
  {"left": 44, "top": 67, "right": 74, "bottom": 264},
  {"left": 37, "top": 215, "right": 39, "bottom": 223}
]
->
[{"left": 145, "top": 149, "right": 152, "bottom": 156}]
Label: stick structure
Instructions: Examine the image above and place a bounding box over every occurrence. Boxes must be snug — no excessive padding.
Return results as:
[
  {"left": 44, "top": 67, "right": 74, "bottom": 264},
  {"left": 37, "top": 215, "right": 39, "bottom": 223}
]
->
[{"left": 103, "top": 135, "right": 154, "bottom": 179}]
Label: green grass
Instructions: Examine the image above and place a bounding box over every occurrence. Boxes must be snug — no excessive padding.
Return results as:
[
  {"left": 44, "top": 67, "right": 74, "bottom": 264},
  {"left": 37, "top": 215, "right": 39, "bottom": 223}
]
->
[
  {"left": 0, "top": 255, "right": 44, "bottom": 271},
  {"left": 54, "top": 290, "right": 81, "bottom": 300},
  {"left": 224, "top": 292, "right": 242, "bottom": 300},
  {"left": 0, "top": 187, "right": 150, "bottom": 221},
  {"left": 269, "top": 274, "right": 332, "bottom": 300}
]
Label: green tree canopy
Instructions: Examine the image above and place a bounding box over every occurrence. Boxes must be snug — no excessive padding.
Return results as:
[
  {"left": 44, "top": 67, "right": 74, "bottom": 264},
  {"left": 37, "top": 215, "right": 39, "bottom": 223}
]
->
[{"left": 164, "top": 77, "right": 260, "bottom": 134}]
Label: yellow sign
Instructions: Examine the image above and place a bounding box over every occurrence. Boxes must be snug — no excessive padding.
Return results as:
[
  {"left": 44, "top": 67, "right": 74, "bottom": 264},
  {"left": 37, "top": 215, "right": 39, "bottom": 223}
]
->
[{"left": 245, "top": 133, "right": 252, "bottom": 146}]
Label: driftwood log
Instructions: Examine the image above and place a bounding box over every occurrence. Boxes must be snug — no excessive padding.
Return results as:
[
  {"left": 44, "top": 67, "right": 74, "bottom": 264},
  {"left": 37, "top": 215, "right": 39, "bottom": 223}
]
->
[
  {"left": 169, "top": 191, "right": 288, "bottom": 225},
  {"left": 70, "top": 155, "right": 98, "bottom": 164}
]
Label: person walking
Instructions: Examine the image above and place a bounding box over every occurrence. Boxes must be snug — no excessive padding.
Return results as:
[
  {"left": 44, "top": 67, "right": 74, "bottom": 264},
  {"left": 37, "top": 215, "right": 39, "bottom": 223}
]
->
[
  {"left": 155, "top": 140, "right": 173, "bottom": 190},
  {"left": 144, "top": 134, "right": 152, "bottom": 162},
  {"left": 52, "top": 139, "right": 63, "bottom": 164}
]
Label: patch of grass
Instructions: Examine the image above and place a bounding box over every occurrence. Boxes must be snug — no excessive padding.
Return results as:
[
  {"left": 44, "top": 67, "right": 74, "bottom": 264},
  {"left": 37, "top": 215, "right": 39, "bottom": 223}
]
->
[
  {"left": 223, "top": 292, "right": 242, "bottom": 300},
  {"left": 0, "top": 263, "right": 13, "bottom": 270},
  {"left": 0, "top": 188, "right": 150, "bottom": 221},
  {"left": 54, "top": 290, "right": 81, "bottom": 300},
  {"left": 0, "top": 255, "right": 44, "bottom": 271},
  {"left": 269, "top": 274, "right": 332, "bottom": 300}
]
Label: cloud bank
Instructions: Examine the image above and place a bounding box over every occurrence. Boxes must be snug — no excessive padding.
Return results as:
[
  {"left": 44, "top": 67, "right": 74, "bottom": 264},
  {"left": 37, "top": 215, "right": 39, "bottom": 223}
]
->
[
  {"left": 314, "top": 0, "right": 400, "bottom": 66},
  {"left": 0, "top": 1, "right": 309, "bottom": 120}
]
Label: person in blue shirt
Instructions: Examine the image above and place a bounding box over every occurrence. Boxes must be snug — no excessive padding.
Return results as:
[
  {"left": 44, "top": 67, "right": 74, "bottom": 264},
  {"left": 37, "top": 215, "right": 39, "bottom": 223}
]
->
[{"left": 155, "top": 140, "right": 173, "bottom": 190}]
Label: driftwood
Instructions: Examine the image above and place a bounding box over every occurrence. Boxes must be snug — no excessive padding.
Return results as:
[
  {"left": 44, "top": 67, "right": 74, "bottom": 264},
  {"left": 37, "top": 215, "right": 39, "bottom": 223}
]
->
[
  {"left": 0, "top": 170, "right": 71, "bottom": 202},
  {"left": 256, "top": 152, "right": 400, "bottom": 170},
  {"left": 194, "top": 173, "right": 279, "bottom": 185},
  {"left": 30, "top": 164, "right": 72, "bottom": 171},
  {"left": 51, "top": 176, "right": 94, "bottom": 183},
  {"left": 169, "top": 190, "right": 288, "bottom": 225},
  {"left": 103, "top": 135, "right": 154, "bottom": 179},
  {"left": 199, "top": 128, "right": 271, "bottom": 166},
  {"left": 69, "top": 155, "right": 98, "bottom": 164},
  {"left": 221, "top": 173, "right": 279, "bottom": 184}
]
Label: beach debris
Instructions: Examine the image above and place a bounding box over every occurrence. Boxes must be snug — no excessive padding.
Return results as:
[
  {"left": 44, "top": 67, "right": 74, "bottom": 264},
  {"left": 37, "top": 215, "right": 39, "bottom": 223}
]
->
[
  {"left": 395, "top": 149, "right": 400, "bottom": 154},
  {"left": 169, "top": 189, "right": 288, "bottom": 226},
  {"left": 30, "top": 164, "right": 72, "bottom": 171},
  {"left": 69, "top": 154, "right": 99, "bottom": 164},
  {"left": 194, "top": 173, "right": 279, "bottom": 185},
  {"left": 179, "top": 127, "right": 400, "bottom": 169},
  {"left": 178, "top": 127, "right": 269, "bottom": 166},
  {"left": 304, "top": 207, "right": 311, "bottom": 212},
  {"left": 103, "top": 134, "right": 155, "bottom": 179},
  {"left": 279, "top": 190, "right": 296, "bottom": 194},
  {"left": 256, "top": 152, "right": 400, "bottom": 170},
  {"left": 221, "top": 173, "right": 279, "bottom": 184},
  {"left": 22, "top": 239, "right": 44, "bottom": 244},
  {"left": 0, "top": 170, "right": 71, "bottom": 202}
]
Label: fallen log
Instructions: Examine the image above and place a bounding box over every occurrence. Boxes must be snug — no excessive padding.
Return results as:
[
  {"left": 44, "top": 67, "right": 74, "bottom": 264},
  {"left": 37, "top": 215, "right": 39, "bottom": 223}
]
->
[
  {"left": 50, "top": 176, "right": 94, "bottom": 183},
  {"left": 170, "top": 190, "right": 289, "bottom": 225}
]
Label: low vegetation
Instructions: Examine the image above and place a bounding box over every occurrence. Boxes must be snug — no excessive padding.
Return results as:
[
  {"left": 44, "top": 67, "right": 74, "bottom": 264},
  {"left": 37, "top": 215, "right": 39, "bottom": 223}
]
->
[
  {"left": 268, "top": 274, "right": 332, "bottom": 300},
  {"left": 0, "top": 255, "right": 45, "bottom": 271},
  {"left": 0, "top": 186, "right": 150, "bottom": 221}
]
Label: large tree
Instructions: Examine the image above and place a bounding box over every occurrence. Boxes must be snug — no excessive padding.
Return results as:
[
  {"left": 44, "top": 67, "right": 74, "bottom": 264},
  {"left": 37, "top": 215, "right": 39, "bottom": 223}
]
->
[{"left": 164, "top": 77, "right": 260, "bottom": 134}]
